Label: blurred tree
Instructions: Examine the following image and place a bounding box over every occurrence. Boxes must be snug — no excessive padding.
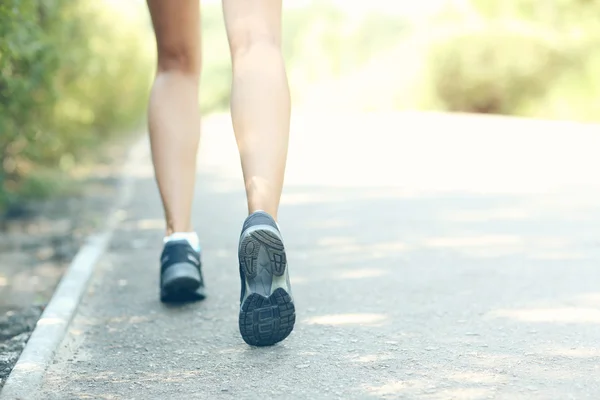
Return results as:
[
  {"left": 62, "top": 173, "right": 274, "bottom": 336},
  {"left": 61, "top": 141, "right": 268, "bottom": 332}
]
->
[
  {"left": 424, "top": 0, "right": 600, "bottom": 119},
  {"left": 0, "top": 0, "right": 59, "bottom": 207},
  {"left": 0, "top": 0, "right": 152, "bottom": 214}
]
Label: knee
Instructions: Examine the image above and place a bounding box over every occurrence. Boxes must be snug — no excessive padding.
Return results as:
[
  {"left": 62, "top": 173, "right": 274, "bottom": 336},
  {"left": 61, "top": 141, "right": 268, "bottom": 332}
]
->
[
  {"left": 227, "top": 23, "right": 281, "bottom": 58},
  {"left": 156, "top": 43, "right": 201, "bottom": 76}
]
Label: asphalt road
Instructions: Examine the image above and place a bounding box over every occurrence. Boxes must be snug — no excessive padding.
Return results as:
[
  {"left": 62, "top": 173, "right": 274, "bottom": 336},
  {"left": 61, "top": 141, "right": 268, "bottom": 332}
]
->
[{"left": 37, "top": 112, "right": 600, "bottom": 399}]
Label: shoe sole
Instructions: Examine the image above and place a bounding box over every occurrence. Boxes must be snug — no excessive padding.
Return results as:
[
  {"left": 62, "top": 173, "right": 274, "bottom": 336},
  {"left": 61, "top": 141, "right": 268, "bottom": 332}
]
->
[
  {"left": 160, "top": 263, "right": 206, "bottom": 303},
  {"left": 238, "top": 227, "right": 296, "bottom": 346}
]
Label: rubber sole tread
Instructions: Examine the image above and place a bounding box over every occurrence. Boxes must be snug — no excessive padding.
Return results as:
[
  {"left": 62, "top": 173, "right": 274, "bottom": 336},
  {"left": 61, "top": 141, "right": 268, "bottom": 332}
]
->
[
  {"left": 238, "top": 225, "right": 295, "bottom": 346},
  {"left": 239, "top": 229, "right": 287, "bottom": 279},
  {"left": 239, "top": 288, "right": 295, "bottom": 346}
]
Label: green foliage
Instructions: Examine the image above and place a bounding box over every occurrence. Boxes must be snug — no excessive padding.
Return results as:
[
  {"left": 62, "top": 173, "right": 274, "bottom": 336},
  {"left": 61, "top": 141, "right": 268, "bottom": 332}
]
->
[
  {"left": 282, "top": 5, "right": 409, "bottom": 92},
  {"left": 424, "top": 0, "right": 600, "bottom": 118},
  {"left": 426, "top": 24, "right": 574, "bottom": 114},
  {"left": 199, "top": 3, "right": 410, "bottom": 113},
  {"left": 17, "top": 169, "right": 76, "bottom": 201},
  {"left": 0, "top": 0, "right": 152, "bottom": 213},
  {"left": 0, "top": 0, "right": 58, "bottom": 209},
  {"left": 200, "top": 5, "right": 231, "bottom": 113}
]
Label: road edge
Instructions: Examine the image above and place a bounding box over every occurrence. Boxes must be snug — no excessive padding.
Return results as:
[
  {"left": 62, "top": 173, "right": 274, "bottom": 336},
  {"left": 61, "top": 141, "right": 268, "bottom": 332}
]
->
[{"left": 0, "top": 136, "right": 149, "bottom": 400}]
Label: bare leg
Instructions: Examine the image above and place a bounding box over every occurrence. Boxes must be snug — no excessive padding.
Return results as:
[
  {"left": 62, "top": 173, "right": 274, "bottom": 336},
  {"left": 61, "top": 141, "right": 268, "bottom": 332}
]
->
[
  {"left": 222, "top": 0, "right": 290, "bottom": 220},
  {"left": 224, "top": 0, "right": 295, "bottom": 347},
  {"left": 147, "top": 0, "right": 201, "bottom": 235}
]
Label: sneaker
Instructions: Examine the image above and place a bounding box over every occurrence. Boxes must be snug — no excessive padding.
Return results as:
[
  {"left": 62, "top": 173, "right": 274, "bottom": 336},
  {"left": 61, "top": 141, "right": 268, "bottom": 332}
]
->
[
  {"left": 160, "top": 240, "right": 206, "bottom": 302},
  {"left": 238, "top": 211, "right": 296, "bottom": 346}
]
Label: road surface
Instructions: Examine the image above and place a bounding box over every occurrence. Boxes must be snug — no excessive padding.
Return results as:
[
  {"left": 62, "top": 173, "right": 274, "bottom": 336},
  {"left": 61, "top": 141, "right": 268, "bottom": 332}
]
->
[{"left": 34, "top": 112, "right": 600, "bottom": 399}]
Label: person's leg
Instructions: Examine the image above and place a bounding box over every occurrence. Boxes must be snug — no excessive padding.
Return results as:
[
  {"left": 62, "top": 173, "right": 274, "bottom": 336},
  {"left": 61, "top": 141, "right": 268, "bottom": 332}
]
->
[
  {"left": 222, "top": 0, "right": 295, "bottom": 346},
  {"left": 222, "top": 0, "right": 290, "bottom": 220},
  {"left": 147, "top": 0, "right": 201, "bottom": 236},
  {"left": 147, "top": 0, "right": 206, "bottom": 302}
]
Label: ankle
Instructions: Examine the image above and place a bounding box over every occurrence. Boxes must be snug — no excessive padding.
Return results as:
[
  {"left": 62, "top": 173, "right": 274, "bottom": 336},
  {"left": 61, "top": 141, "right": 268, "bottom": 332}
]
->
[
  {"left": 165, "top": 221, "right": 193, "bottom": 236},
  {"left": 248, "top": 208, "right": 277, "bottom": 222},
  {"left": 164, "top": 231, "right": 200, "bottom": 252}
]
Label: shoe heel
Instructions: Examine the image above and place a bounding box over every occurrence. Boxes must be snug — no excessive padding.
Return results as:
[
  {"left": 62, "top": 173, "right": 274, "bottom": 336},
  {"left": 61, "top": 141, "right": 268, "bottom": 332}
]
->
[{"left": 161, "top": 263, "right": 202, "bottom": 302}]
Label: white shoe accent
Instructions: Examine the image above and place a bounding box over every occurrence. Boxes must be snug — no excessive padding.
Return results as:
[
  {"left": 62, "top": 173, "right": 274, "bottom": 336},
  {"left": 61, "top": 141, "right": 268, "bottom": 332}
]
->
[{"left": 164, "top": 232, "right": 200, "bottom": 252}]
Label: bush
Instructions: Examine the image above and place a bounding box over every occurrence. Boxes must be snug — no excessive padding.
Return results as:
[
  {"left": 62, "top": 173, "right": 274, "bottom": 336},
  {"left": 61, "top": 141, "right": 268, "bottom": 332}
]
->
[
  {"left": 526, "top": 47, "right": 600, "bottom": 121},
  {"left": 426, "top": 23, "right": 574, "bottom": 114},
  {"left": 423, "top": 0, "right": 600, "bottom": 119},
  {"left": 0, "top": 0, "right": 152, "bottom": 213},
  {"left": 0, "top": 0, "right": 56, "bottom": 208}
]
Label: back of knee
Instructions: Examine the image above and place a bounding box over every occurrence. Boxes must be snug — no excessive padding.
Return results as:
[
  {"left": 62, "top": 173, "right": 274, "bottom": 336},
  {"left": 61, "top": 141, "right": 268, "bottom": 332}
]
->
[
  {"left": 227, "top": 23, "right": 281, "bottom": 58},
  {"left": 157, "top": 43, "right": 201, "bottom": 76}
]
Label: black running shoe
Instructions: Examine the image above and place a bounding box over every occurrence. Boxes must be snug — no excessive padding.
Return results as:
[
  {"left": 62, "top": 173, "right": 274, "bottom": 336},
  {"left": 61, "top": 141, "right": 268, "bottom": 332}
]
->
[
  {"left": 238, "top": 211, "right": 296, "bottom": 346},
  {"left": 160, "top": 240, "right": 206, "bottom": 303}
]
